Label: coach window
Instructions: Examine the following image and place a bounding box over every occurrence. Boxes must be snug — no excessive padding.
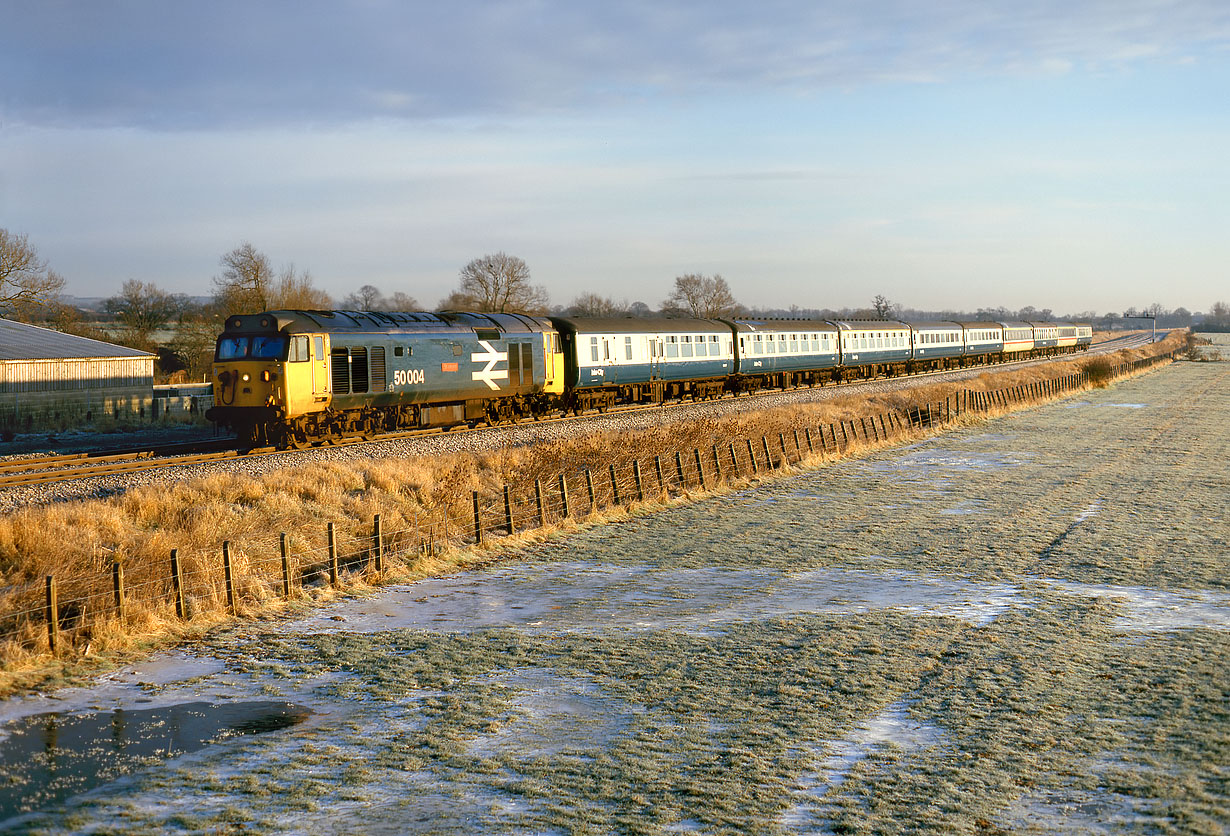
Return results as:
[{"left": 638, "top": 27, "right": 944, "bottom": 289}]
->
[
  {"left": 666, "top": 336, "right": 679, "bottom": 358},
  {"left": 680, "top": 336, "right": 693, "bottom": 358},
  {"left": 589, "top": 336, "right": 599, "bottom": 362},
  {"left": 624, "top": 336, "right": 633, "bottom": 361}
]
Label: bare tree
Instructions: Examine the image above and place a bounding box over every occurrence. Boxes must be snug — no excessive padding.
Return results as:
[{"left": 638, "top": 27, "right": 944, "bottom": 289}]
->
[
  {"left": 661, "top": 273, "right": 740, "bottom": 318},
  {"left": 871, "top": 295, "right": 896, "bottom": 318},
  {"left": 213, "top": 242, "right": 276, "bottom": 314},
  {"left": 104, "top": 280, "right": 186, "bottom": 342},
  {"left": 342, "top": 284, "right": 386, "bottom": 310},
  {"left": 270, "top": 265, "right": 331, "bottom": 309},
  {"left": 170, "top": 304, "right": 226, "bottom": 382},
  {"left": 567, "top": 292, "right": 624, "bottom": 317},
  {"left": 443, "top": 252, "right": 549, "bottom": 314},
  {"left": 386, "top": 291, "right": 420, "bottom": 311},
  {"left": 1206, "top": 301, "right": 1230, "bottom": 330},
  {"left": 213, "top": 244, "right": 329, "bottom": 313},
  {"left": 0, "top": 229, "right": 66, "bottom": 319}
]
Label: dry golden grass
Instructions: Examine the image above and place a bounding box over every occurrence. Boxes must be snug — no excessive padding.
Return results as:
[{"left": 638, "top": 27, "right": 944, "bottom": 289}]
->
[{"left": 0, "top": 335, "right": 1182, "bottom": 694}]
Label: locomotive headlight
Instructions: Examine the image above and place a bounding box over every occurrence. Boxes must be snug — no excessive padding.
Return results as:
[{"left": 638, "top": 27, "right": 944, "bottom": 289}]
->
[
  {"left": 261, "top": 370, "right": 276, "bottom": 382},
  {"left": 241, "top": 373, "right": 251, "bottom": 382}
]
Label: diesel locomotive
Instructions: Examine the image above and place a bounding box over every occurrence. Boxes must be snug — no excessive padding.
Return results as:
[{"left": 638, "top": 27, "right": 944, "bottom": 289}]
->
[{"left": 206, "top": 310, "right": 1091, "bottom": 448}]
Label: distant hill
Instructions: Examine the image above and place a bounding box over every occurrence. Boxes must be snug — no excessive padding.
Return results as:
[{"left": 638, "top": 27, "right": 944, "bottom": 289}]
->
[{"left": 63, "top": 295, "right": 212, "bottom": 312}]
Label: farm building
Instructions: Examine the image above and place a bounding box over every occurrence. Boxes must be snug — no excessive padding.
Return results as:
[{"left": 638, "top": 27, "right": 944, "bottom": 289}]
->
[{"left": 0, "top": 318, "right": 155, "bottom": 434}]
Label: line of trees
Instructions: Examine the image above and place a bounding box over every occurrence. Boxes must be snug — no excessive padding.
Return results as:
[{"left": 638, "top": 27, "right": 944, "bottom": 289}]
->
[{"left": 7, "top": 227, "right": 1226, "bottom": 383}]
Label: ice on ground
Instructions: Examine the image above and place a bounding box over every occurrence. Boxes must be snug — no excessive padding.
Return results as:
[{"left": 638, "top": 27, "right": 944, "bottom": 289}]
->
[
  {"left": 287, "top": 563, "right": 1024, "bottom": 636},
  {"left": 858, "top": 447, "right": 1033, "bottom": 475},
  {"left": 781, "top": 701, "right": 947, "bottom": 831},
  {"left": 997, "top": 785, "right": 1161, "bottom": 834},
  {"left": 1042, "top": 580, "right": 1230, "bottom": 632},
  {"left": 468, "top": 668, "right": 644, "bottom": 759}
]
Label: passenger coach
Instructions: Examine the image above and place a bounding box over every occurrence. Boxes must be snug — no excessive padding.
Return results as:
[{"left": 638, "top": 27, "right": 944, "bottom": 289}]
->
[
  {"left": 552, "top": 316, "right": 733, "bottom": 412},
  {"left": 728, "top": 319, "right": 840, "bottom": 390},
  {"left": 832, "top": 320, "right": 913, "bottom": 378}
]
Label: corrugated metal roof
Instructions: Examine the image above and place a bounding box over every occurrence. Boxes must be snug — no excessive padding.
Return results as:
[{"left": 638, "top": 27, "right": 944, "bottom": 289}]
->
[{"left": 0, "top": 318, "right": 154, "bottom": 361}]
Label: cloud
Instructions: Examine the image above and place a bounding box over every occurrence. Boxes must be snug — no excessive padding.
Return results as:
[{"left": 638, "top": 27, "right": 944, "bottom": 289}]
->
[{"left": 3, "top": 0, "right": 1229, "bottom": 129}]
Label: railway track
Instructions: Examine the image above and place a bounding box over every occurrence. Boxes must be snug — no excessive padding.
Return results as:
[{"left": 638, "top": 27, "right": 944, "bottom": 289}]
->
[{"left": 0, "top": 333, "right": 1162, "bottom": 492}]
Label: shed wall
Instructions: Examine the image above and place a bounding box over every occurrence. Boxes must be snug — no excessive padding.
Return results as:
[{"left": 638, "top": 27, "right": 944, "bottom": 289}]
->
[{"left": 0, "top": 356, "right": 155, "bottom": 432}]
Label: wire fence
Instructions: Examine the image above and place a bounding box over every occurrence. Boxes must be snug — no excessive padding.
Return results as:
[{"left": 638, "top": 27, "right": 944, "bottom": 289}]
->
[{"left": 0, "top": 351, "right": 1175, "bottom": 663}]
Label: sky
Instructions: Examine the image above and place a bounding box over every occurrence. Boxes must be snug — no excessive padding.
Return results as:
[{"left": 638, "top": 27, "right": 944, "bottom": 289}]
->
[{"left": 2, "top": 0, "right": 1228, "bottom": 316}]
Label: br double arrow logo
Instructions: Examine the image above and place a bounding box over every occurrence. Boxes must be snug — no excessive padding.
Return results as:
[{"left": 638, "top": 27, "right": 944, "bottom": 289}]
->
[{"left": 471, "top": 341, "right": 509, "bottom": 390}]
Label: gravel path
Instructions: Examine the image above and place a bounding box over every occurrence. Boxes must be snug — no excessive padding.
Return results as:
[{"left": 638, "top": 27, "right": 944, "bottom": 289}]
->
[{"left": 0, "top": 338, "right": 1154, "bottom": 511}]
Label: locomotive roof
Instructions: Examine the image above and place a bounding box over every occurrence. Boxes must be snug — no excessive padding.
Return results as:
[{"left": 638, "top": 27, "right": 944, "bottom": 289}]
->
[
  {"left": 726, "top": 318, "right": 839, "bottom": 333},
  {"left": 549, "top": 316, "right": 727, "bottom": 334},
  {"left": 223, "top": 310, "right": 552, "bottom": 335}
]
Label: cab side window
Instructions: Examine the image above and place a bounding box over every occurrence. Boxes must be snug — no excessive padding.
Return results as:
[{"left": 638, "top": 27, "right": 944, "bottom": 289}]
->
[{"left": 290, "top": 335, "right": 310, "bottom": 362}]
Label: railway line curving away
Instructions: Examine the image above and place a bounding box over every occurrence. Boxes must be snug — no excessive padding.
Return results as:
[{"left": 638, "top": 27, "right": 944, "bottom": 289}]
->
[{"left": 0, "top": 331, "right": 1158, "bottom": 509}]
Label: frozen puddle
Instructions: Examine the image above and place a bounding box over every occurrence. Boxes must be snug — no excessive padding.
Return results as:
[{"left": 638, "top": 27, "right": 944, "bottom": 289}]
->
[
  {"left": 998, "top": 785, "right": 1160, "bottom": 834},
  {"left": 0, "top": 700, "right": 310, "bottom": 824},
  {"left": 289, "top": 563, "right": 1023, "bottom": 635},
  {"left": 1042, "top": 580, "right": 1230, "bottom": 632},
  {"left": 1064, "top": 401, "right": 1149, "bottom": 409},
  {"left": 859, "top": 447, "right": 1033, "bottom": 476},
  {"left": 469, "top": 668, "right": 644, "bottom": 759},
  {"left": 782, "top": 701, "right": 946, "bottom": 831}
]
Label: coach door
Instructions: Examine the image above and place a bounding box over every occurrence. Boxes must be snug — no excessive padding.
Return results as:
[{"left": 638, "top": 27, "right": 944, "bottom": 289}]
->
[{"left": 649, "top": 337, "right": 663, "bottom": 380}]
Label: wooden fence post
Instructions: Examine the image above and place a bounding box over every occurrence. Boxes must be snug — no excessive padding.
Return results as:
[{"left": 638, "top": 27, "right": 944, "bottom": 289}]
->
[
  {"left": 675, "top": 451, "right": 686, "bottom": 486},
  {"left": 654, "top": 456, "right": 665, "bottom": 492},
  {"left": 747, "top": 438, "right": 758, "bottom": 473},
  {"left": 559, "top": 473, "right": 570, "bottom": 519},
  {"left": 712, "top": 445, "right": 722, "bottom": 481},
  {"left": 585, "top": 469, "right": 596, "bottom": 511},
  {"left": 535, "top": 478, "right": 546, "bottom": 526},
  {"left": 779, "top": 432, "right": 788, "bottom": 462},
  {"left": 280, "top": 533, "right": 292, "bottom": 598},
  {"left": 762, "top": 436, "right": 774, "bottom": 468},
  {"left": 694, "top": 448, "right": 706, "bottom": 489},
  {"left": 113, "top": 561, "right": 125, "bottom": 622},
  {"left": 805, "top": 427, "right": 814, "bottom": 454},
  {"left": 45, "top": 575, "right": 58, "bottom": 655},
  {"left": 328, "top": 523, "right": 341, "bottom": 585},
  {"left": 170, "top": 549, "right": 185, "bottom": 618},
  {"left": 373, "top": 514, "right": 384, "bottom": 574},
  {"left": 793, "top": 429, "right": 802, "bottom": 457},
  {"left": 471, "top": 493, "right": 483, "bottom": 545},
  {"left": 504, "top": 485, "right": 516, "bottom": 535},
  {"left": 633, "top": 460, "right": 645, "bottom": 501},
  {"left": 609, "top": 465, "right": 621, "bottom": 506},
  {"left": 223, "top": 541, "right": 236, "bottom": 614},
  {"left": 729, "top": 441, "right": 739, "bottom": 475}
]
